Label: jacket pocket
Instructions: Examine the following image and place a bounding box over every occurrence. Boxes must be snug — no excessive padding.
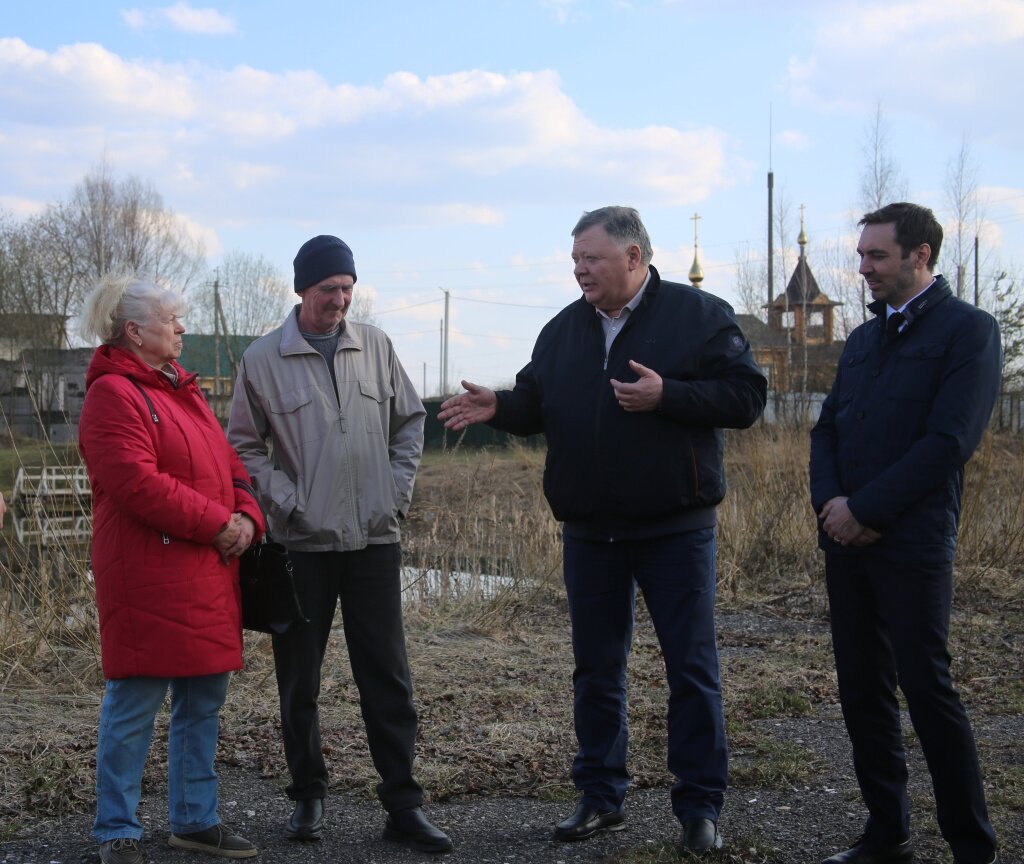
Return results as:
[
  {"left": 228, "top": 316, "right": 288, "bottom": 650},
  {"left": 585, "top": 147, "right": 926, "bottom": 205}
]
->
[
  {"left": 358, "top": 379, "right": 395, "bottom": 434},
  {"left": 837, "top": 350, "right": 867, "bottom": 404},
  {"left": 889, "top": 342, "right": 947, "bottom": 401},
  {"left": 268, "top": 386, "right": 327, "bottom": 444}
]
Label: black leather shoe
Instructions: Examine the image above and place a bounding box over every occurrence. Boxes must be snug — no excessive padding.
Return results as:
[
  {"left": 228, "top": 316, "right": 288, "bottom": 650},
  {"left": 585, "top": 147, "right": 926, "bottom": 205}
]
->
[
  {"left": 680, "top": 818, "right": 722, "bottom": 855},
  {"left": 553, "top": 802, "right": 625, "bottom": 842},
  {"left": 383, "top": 807, "right": 453, "bottom": 854},
  {"left": 823, "top": 837, "right": 913, "bottom": 864},
  {"left": 286, "top": 798, "right": 323, "bottom": 841}
]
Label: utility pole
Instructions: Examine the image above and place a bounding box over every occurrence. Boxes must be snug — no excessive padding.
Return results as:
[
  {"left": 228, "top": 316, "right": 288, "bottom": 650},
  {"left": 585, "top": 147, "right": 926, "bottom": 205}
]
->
[
  {"left": 767, "top": 171, "right": 774, "bottom": 308},
  {"left": 440, "top": 288, "right": 450, "bottom": 396},
  {"left": 213, "top": 277, "right": 221, "bottom": 396},
  {"left": 974, "top": 235, "right": 980, "bottom": 307},
  {"left": 438, "top": 319, "right": 443, "bottom": 397}
]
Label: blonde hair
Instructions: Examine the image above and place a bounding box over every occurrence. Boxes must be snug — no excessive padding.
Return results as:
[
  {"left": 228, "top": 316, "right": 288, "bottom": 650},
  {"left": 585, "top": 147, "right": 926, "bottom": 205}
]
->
[{"left": 79, "top": 269, "right": 187, "bottom": 345}]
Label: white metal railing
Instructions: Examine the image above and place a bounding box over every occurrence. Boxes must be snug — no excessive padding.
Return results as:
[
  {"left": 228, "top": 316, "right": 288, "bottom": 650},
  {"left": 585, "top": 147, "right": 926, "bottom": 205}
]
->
[
  {"left": 12, "top": 512, "right": 92, "bottom": 546},
  {"left": 13, "top": 465, "right": 91, "bottom": 501}
]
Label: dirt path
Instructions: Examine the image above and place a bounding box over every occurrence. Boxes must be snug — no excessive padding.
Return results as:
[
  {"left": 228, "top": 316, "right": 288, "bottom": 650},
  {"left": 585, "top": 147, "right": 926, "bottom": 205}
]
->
[{"left": 2, "top": 607, "right": 1020, "bottom": 864}]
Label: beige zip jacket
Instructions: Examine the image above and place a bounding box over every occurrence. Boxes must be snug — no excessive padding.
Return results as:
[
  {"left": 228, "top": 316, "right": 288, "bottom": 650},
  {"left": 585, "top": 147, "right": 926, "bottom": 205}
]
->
[{"left": 227, "top": 308, "right": 425, "bottom": 552}]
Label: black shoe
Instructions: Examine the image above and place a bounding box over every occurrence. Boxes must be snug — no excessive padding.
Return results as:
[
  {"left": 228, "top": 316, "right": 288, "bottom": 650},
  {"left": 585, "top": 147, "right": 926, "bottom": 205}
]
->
[
  {"left": 168, "top": 823, "right": 257, "bottom": 859},
  {"left": 99, "top": 838, "right": 146, "bottom": 864},
  {"left": 553, "top": 802, "right": 626, "bottom": 842},
  {"left": 679, "top": 818, "right": 722, "bottom": 855},
  {"left": 383, "top": 806, "right": 453, "bottom": 854},
  {"left": 823, "top": 837, "right": 914, "bottom": 864},
  {"left": 286, "top": 798, "right": 323, "bottom": 841}
]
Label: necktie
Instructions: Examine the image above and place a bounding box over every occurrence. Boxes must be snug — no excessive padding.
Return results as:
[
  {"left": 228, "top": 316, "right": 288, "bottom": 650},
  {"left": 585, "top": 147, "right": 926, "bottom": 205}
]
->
[{"left": 885, "top": 311, "right": 905, "bottom": 343}]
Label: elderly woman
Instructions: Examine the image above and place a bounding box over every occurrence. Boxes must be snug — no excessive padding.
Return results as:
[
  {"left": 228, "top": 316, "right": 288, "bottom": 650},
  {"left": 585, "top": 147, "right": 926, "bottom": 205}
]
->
[{"left": 78, "top": 270, "right": 264, "bottom": 864}]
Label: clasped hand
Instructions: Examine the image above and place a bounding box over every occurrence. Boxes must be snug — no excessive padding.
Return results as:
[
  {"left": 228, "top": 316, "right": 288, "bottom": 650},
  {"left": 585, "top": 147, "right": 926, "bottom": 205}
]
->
[
  {"left": 213, "top": 513, "right": 257, "bottom": 562},
  {"left": 819, "top": 497, "right": 881, "bottom": 547}
]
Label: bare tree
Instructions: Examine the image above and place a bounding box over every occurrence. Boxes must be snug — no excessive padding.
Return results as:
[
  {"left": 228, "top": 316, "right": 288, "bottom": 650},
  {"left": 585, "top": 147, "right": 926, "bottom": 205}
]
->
[
  {"left": 815, "top": 235, "right": 862, "bottom": 341},
  {"left": 733, "top": 244, "right": 767, "bottom": 319},
  {"left": 189, "top": 252, "right": 293, "bottom": 337},
  {"left": 0, "top": 211, "right": 79, "bottom": 347},
  {"left": 856, "top": 102, "right": 909, "bottom": 323},
  {"left": 348, "top": 288, "right": 379, "bottom": 328},
  {"left": 26, "top": 162, "right": 207, "bottom": 328},
  {"left": 944, "top": 134, "right": 980, "bottom": 300},
  {"left": 991, "top": 265, "right": 1024, "bottom": 390},
  {"left": 859, "top": 102, "right": 908, "bottom": 212}
]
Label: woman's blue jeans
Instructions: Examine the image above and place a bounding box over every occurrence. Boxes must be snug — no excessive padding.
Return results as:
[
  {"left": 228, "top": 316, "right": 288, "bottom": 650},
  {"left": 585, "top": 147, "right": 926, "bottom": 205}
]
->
[{"left": 93, "top": 672, "right": 230, "bottom": 842}]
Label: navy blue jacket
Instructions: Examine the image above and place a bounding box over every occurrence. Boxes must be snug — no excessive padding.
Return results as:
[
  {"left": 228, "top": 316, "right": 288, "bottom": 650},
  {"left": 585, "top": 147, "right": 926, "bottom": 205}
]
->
[
  {"left": 809, "top": 275, "right": 1001, "bottom": 565},
  {"left": 490, "top": 265, "right": 767, "bottom": 538}
]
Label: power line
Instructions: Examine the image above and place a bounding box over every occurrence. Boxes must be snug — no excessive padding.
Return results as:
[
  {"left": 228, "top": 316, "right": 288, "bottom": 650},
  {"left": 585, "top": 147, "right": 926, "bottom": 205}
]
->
[{"left": 454, "top": 296, "right": 564, "bottom": 310}]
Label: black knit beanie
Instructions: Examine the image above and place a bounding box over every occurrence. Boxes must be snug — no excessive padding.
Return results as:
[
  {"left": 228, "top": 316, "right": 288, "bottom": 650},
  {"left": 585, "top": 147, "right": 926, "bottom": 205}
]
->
[{"left": 293, "top": 235, "right": 357, "bottom": 293}]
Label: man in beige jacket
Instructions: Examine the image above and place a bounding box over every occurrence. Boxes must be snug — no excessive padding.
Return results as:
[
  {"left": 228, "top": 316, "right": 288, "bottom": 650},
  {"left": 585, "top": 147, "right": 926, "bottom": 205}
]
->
[{"left": 228, "top": 235, "right": 451, "bottom": 854}]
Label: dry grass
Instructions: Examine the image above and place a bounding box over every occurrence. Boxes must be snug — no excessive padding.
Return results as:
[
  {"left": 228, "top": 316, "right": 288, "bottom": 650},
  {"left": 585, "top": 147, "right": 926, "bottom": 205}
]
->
[{"left": 1, "top": 426, "right": 1022, "bottom": 847}]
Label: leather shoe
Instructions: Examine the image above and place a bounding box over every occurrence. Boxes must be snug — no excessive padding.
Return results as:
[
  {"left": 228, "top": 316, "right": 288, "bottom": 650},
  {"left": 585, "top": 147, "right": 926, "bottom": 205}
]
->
[
  {"left": 680, "top": 818, "right": 722, "bottom": 855},
  {"left": 822, "top": 837, "right": 913, "bottom": 864},
  {"left": 553, "top": 802, "right": 625, "bottom": 841},
  {"left": 286, "top": 798, "right": 323, "bottom": 841},
  {"left": 383, "top": 806, "right": 453, "bottom": 854}
]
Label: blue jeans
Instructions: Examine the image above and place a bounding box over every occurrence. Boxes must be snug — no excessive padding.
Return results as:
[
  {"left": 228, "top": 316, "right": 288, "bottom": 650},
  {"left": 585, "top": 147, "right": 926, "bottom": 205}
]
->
[
  {"left": 93, "top": 673, "right": 230, "bottom": 842},
  {"left": 563, "top": 528, "right": 727, "bottom": 823}
]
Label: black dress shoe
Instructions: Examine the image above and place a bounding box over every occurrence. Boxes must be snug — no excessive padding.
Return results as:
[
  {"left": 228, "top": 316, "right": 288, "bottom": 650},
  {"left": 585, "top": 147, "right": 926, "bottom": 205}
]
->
[
  {"left": 680, "top": 818, "right": 722, "bottom": 855},
  {"left": 286, "top": 798, "right": 323, "bottom": 841},
  {"left": 383, "top": 806, "right": 453, "bottom": 854},
  {"left": 553, "top": 802, "right": 625, "bottom": 842},
  {"left": 822, "top": 837, "right": 913, "bottom": 864}
]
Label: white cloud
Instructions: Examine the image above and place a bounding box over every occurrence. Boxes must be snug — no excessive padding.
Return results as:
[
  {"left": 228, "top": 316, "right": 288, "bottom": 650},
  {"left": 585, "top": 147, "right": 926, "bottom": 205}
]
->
[
  {"left": 0, "top": 39, "right": 743, "bottom": 235},
  {"left": 121, "top": 3, "right": 236, "bottom": 35},
  {"left": 786, "top": 0, "right": 1024, "bottom": 143},
  {"left": 431, "top": 204, "right": 506, "bottom": 226},
  {"left": 0, "top": 38, "right": 194, "bottom": 122},
  {"left": 539, "top": 0, "right": 583, "bottom": 24},
  {"left": 0, "top": 195, "right": 46, "bottom": 218},
  {"left": 778, "top": 129, "right": 811, "bottom": 150},
  {"left": 175, "top": 210, "right": 221, "bottom": 258}
]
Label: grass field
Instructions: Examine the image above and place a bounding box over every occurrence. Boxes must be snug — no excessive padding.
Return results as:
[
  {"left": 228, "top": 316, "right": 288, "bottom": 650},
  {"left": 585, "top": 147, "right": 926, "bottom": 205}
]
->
[{"left": 0, "top": 427, "right": 1022, "bottom": 861}]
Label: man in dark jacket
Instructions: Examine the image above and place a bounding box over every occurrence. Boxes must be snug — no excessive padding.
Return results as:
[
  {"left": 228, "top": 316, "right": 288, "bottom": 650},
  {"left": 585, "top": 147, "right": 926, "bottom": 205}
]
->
[
  {"left": 439, "top": 206, "right": 766, "bottom": 856},
  {"left": 810, "top": 202, "right": 1000, "bottom": 864}
]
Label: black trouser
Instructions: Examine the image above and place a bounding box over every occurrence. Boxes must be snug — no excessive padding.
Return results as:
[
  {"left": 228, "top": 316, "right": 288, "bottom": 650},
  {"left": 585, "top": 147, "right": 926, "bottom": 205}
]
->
[
  {"left": 825, "top": 553, "right": 996, "bottom": 864},
  {"left": 272, "top": 544, "right": 423, "bottom": 811}
]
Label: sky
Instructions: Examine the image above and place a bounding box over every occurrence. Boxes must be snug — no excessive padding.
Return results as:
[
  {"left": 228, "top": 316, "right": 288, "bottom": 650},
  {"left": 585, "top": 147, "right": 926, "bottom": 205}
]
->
[{"left": 2, "top": 0, "right": 1023, "bottom": 394}]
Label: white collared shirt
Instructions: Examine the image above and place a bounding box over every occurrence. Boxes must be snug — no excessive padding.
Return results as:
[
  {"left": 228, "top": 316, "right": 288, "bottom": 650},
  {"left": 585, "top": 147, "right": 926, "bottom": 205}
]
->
[{"left": 597, "top": 271, "right": 651, "bottom": 365}]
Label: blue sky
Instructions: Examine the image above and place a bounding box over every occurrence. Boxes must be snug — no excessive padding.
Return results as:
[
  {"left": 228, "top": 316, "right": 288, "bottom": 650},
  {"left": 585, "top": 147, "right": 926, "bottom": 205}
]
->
[{"left": 2, "top": 0, "right": 1023, "bottom": 392}]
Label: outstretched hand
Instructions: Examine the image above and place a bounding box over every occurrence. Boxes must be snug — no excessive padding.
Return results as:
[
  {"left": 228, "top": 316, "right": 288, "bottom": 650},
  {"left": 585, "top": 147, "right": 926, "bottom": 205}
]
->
[
  {"left": 438, "top": 380, "right": 498, "bottom": 430},
  {"left": 610, "top": 360, "right": 663, "bottom": 412}
]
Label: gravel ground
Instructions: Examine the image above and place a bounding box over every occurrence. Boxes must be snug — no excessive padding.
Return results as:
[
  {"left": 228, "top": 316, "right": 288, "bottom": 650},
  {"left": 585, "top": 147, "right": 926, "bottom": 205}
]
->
[
  {"left": 2, "top": 709, "right": 1020, "bottom": 864},
  {"left": 2, "top": 605, "right": 1019, "bottom": 864}
]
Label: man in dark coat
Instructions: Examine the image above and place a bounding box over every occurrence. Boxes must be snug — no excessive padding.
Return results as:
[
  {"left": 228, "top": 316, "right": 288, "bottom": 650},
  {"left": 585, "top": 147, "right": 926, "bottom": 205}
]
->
[
  {"left": 439, "top": 206, "right": 766, "bottom": 856},
  {"left": 810, "top": 202, "right": 1000, "bottom": 864}
]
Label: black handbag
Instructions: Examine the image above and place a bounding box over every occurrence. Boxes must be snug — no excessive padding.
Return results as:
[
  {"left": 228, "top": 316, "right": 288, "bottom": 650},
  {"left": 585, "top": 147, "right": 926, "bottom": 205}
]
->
[{"left": 232, "top": 480, "right": 308, "bottom": 634}]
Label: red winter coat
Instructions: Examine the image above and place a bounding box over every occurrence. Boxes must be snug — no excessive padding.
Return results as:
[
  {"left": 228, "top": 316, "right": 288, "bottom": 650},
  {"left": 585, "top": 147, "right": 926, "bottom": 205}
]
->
[{"left": 79, "top": 346, "right": 264, "bottom": 679}]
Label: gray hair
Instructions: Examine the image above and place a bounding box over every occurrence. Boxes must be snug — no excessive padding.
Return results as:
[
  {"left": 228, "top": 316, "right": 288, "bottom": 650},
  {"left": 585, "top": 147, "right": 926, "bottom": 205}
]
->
[
  {"left": 79, "top": 268, "right": 187, "bottom": 346},
  {"left": 571, "top": 206, "right": 654, "bottom": 265}
]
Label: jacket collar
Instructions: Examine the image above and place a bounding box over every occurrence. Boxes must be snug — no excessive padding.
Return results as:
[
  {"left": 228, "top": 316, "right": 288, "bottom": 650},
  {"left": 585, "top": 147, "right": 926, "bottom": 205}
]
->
[
  {"left": 868, "top": 274, "right": 952, "bottom": 330},
  {"left": 279, "top": 305, "right": 363, "bottom": 357},
  {"left": 575, "top": 264, "right": 662, "bottom": 317},
  {"left": 85, "top": 344, "right": 196, "bottom": 391}
]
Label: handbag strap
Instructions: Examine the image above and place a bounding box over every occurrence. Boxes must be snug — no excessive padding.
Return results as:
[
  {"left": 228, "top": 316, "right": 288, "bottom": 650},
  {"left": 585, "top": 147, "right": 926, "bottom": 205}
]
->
[{"left": 232, "top": 478, "right": 276, "bottom": 544}]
